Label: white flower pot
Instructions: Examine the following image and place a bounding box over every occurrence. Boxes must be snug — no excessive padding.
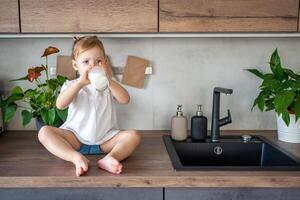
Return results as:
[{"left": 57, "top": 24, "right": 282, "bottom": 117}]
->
[{"left": 277, "top": 114, "right": 300, "bottom": 143}]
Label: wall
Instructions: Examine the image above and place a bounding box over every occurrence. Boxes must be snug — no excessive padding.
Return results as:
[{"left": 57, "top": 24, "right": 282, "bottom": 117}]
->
[{"left": 0, "top": 37, "right": 299, "bottom": 130}]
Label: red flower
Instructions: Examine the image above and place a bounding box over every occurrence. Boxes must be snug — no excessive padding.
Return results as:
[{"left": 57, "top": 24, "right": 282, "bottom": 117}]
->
[
  {"left": 41, "top": 46, "right": 59, "bottom": 57},
  {"left": 27, "top": 66, "right": 45, "bottom": 82}
]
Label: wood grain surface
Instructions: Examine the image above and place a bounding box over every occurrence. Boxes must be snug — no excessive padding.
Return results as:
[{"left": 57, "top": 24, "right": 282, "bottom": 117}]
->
[
  {"left": 159, "top": 0, "right": 299, "bottom": 32},
  {"left": 0, "top": 130, "right": 300, "bottom": 187},
  {"left": 0, "top": 0, "right": 19, "bottom": 32},
  {"left": 20, "top": 0, "right": 157, "bottom": 33}
]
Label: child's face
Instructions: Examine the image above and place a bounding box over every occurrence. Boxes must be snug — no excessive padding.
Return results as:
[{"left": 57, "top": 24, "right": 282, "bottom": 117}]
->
[{"left": 73, "top": 46, "right": 105, "bottom": 75}]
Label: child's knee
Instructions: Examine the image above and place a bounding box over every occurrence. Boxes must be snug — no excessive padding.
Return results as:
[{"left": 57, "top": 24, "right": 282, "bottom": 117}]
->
[
  {"left": 38, "top": 125, "right": 52, "bottom": 143},
  {"left": 126, "top": 129, "right": 141, "bottom": 145}
]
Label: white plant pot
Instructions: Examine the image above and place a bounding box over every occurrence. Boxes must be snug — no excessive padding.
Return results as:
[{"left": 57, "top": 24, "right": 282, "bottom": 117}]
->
[{"left": 277, "top": 114, "right": 300, "bottom": 143}]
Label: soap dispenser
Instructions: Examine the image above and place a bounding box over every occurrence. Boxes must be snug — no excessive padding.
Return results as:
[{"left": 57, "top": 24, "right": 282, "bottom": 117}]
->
[
  {"left": 171, "top": 105, "right": 188, "bottom": 141},
  {"left": 191, "top": 104, "right": 207, "bottom": 141}
]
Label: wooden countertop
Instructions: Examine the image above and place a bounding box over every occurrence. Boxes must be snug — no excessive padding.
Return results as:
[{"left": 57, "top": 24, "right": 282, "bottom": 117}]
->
[{"left": 0, "top": 130, "right": 300, "bottom": 188}]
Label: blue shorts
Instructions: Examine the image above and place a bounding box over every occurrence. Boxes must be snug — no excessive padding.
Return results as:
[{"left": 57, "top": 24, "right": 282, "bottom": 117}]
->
[{"left": 78, "top": 144, "right": 103, "bottom": 155}]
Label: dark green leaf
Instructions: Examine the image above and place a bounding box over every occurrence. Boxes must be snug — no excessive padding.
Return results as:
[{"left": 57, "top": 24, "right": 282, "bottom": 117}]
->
[
  {"left": 245, "top": 69, "right": 265, "bottom": 79},
  {"left": 10, "top": 75, "right": 28, "bottom": 82},
  {"left": 265, "top": 98, "right": 275, "bottom": 111},
  {"left": 47, "top": 79, "right": 58, "bottom": 90},
  {"left": 274, "top": 90, "right": 295, "bottom": 113},
  {"left": 281, "top": 109, "right": 290, "bottom": 126},
  {"left": 6, "top": 94, "right": 24, "bottom": 104},
  {"left": 21, "top": 110, "right": 32, "bottom": 127},
  {"left": 0, "top": 98, "right": 7, "bottom": 108},
  {"left": 269, "top": 49, "right": 284, "bottom": 80},
  {"left": 260, "top": 77, "right": 280, "bottom": 89},
  {"left": 57, "top": 108, "right": 68, "bottom": 122},
  {"left": 257, "top": 93, "right": 265, "bottom": 111},
  {"left": 4, "top": 102, "right": 17, "bottom": 123},
  {"left": 41, "top": 108, "right": 55, "bottom": 125},
  {"left": 284, "top": 68, "right": 300, "bottom": 82},
  {"left": 57, "top": 75, "right": 67, "bottom": 85},
  {"left": 295, "top": 96, "right": 300, "bottom": 122},
  {"left": 251, "top": 97, "right": 258, "bottom": 111},
  {"left": 24, "top": 89, "right": 36, "bottom": 98}
]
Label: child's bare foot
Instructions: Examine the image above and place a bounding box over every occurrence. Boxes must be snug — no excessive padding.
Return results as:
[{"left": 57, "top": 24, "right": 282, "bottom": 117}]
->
[
  {"left": 72, "top": 153, "right": 90, "bottom": 176},
  {"left": 97, "top": 154, "right": 123, "bottom": 174}
]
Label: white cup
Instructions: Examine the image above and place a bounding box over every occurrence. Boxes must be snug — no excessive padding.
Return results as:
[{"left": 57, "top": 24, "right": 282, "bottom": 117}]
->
[{"left": 88, "top": 67, "right": 109, "bottom": 91}]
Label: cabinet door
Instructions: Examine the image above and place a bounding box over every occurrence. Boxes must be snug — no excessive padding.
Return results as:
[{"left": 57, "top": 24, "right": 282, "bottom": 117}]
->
[
  {"left": 0, "top": 188, "right": 163, "bottom": 200},
  {"left": 159, "top": 0, "right": 299, "bottom": 32},
  {"left": 20, "top": 0, "right": 157, "bottom": 33},
  {"left": 0, "top": 0, "right": 19, "bottom": 32},
  {"left": 299, "top": 9, "right": 300, "bottom": 32},
  {"left": 165, "top": 188, "right": 300, "bottom": 200}
]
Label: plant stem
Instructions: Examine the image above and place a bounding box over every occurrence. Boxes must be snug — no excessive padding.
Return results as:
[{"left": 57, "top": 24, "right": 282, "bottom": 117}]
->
[{"left": 45, "top": 56, "right": 49, "bottom": 81}]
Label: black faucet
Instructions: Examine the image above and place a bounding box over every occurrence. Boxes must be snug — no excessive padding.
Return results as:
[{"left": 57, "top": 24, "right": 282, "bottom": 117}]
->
[{"left": 211, "top": 87, "right": 233, "bottom": 143}]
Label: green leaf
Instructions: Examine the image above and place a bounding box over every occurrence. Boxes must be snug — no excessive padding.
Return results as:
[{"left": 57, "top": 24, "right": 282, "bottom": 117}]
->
[
  {"left": 6, "top": 94, "right": 24, "bottom": 104},
  {"left": 265, "top": 98, "right": 275, "bottom": 111},
  {"left": 12, "top": 86, "right": 23, "bottom": 95},
  {"left": 295, "top": 96, "right": 300, "bottom": 122},
  {"left": 24, "top": 89, "right": 36, "bottom": 98},
  {"left": 47, "top": 79, "right": 58, "bottom": 90},
  {"left": 41, "top": 108, "right": 55, "bottom": 125},
  {"left": 0, "top": 98, "right": 7, "bottom": 108},
  {"left": 284, "top": 68, "right": 300, "bottom": 82},
  {"left": 4, "top": 102, "right": 17, "bottom": 123},
  {"left": 57, "top": 108, "right": 68, "bottom": 122},
  {"left": 10, "top": 75, "right": 28, "bottom": 82},
  {"left": 57, "top": 75, "right": 67, "bottom": 85},
  {"left": 21, "top": 110, "right": 32, "bottom": 127},
  {"left": 257, "top": 93, "right": 265, "bottom": 111},
  {"left": 281, "top": 109, "right": 290, "bottom": 126},
  {"left": 251, "top": 97, "right": 258, "bottom": 111},
  {"left": 245, "top": 69, "right": 265, "bottom": 79},
  {"left": 260, "top": 77, "right": 280, "bottom": 89},
  {"left": 274, "top": 90, "right": 295, "bottom": 113},
  {"left": 269, "top": 49, "right": 284, "bottom": 80},
  {"left": 36, "top": 93, "right": 46, "bottom": 103}
]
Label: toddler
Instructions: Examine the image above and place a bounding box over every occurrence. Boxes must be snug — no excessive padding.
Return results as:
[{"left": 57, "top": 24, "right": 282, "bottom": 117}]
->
[{"left": 38, "top": 36, "right": 141, "bottom": 176}]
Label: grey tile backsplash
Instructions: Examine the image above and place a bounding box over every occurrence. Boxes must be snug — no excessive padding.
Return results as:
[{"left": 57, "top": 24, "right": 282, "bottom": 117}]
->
[{"left": 0, "top": 37, "right": 299, "bottom": 130}]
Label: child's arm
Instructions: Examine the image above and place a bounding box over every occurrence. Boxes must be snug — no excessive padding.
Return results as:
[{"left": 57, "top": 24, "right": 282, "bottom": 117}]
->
[
  {"left": 108, "top": 79, "right": 130, "bottom": 104},
  {"left": 101, "top": 59, "right": 130, "bottom": 104},
  {"left": 56, "top": 67, "right": 91, "bottom": 109}
]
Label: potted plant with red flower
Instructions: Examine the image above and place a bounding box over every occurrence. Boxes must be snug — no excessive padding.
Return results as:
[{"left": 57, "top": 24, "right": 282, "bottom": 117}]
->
[{"left": 0, "top": 46, "right": 68, "bottom": 129}]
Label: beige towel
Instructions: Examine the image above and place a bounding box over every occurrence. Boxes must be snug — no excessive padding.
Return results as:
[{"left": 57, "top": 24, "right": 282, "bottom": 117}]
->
[{"left": 121, "top": 55, "right": 149, "bottom": 88}]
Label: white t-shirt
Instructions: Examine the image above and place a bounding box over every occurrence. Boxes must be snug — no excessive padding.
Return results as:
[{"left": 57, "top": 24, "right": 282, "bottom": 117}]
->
[{"left": 59, "top": 79, "right": 120, "bottom": 145}]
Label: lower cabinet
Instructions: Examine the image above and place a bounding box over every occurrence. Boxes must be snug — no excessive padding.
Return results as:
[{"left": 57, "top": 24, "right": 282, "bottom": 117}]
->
[
  {"left": 2, "top": 187, "right": 300, "bottom": 200},
  {"left": 165, "top": 188, "right": 300, "bottom": 200},
  {"left": 0, "top": 188, "right": 163, "bottom": 200}
]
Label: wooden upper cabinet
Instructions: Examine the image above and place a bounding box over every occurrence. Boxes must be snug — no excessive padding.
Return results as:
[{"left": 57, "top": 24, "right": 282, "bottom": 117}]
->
[
  {"left": 299, "top": 8, "right": 300, "bottom": 32},
  {"left": 20, "top": 0, "right": 158, "bottom": 33},
  {"left": 0, "top": 0, "right": 19, "bottom": 32},
  {"left": 159, "top": 0, "right": 299, "bottom": 32}
]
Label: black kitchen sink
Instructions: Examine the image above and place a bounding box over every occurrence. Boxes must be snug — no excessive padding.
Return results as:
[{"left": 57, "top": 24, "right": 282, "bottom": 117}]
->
[{"left": 163, "top": 135, "right": 300, "bottom": 171}]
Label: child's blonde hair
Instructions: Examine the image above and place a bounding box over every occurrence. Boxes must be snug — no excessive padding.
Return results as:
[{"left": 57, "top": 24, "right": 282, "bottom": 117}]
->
[{"left": 72, "top": 36, "right": 106, "bottom": 60}]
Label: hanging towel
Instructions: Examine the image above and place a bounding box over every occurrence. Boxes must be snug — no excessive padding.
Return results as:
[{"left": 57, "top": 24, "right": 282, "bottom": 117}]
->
[{"left": 121, "top": 55, "right": 149, "bottom": 88}]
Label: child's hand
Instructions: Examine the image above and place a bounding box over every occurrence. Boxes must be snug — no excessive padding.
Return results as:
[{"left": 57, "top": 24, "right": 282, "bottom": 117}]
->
[
  {"left": 78, "top": 65, "right": 92, "bottom": 87},
  {"left": 99, "top": 58, "right": 113, "bottom": 80}
]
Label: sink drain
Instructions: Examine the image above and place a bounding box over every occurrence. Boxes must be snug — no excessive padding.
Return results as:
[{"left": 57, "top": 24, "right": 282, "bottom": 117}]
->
[{"left": 214, "top": 146, "right": 223, "bottom": 155}]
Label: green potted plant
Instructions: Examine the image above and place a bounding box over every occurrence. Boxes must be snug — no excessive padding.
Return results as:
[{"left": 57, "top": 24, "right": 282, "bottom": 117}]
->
[
  {"left": 0, "top": 46, "right": 68, "bottom": 130},
  {"left": 246, "top": 48, "right": 300, "bottom": 143}
]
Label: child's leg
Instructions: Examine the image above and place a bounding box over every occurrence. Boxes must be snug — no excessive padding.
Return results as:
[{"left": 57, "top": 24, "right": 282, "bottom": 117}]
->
[
  {"left": 98, "top": 129, "right": 141, "bottom": 174},
  {"left": 38, "top": 126, "right": 89, "bottom": 176}
]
